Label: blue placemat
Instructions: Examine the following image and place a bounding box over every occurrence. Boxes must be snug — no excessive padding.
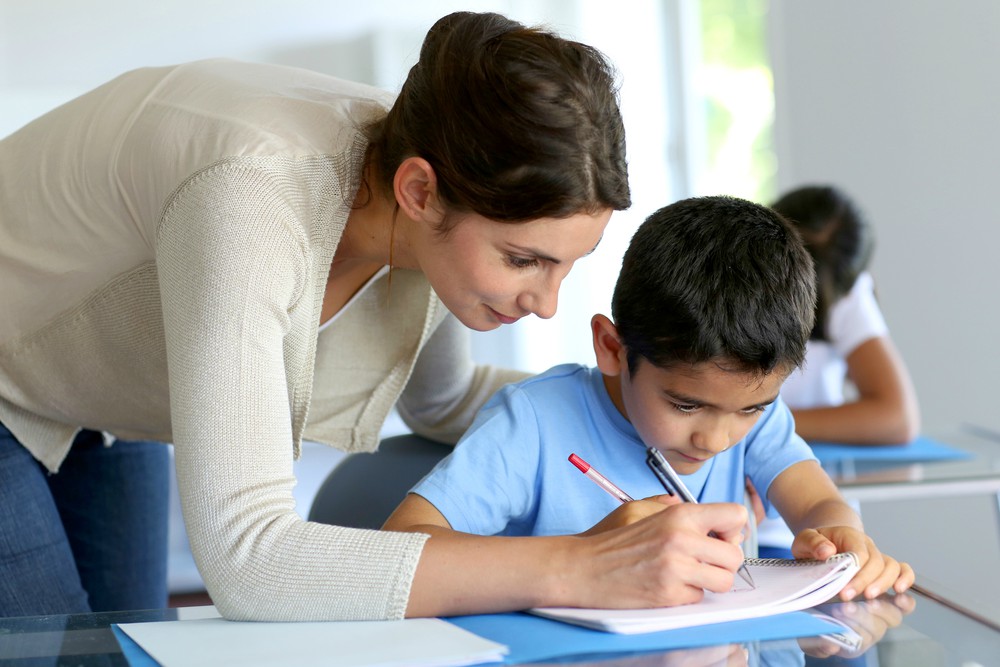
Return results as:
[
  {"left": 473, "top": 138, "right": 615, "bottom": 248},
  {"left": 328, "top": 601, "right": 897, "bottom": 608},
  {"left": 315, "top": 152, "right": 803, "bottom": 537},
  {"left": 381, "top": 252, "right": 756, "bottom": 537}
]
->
[
  {"left": 446, "top": 610, "right": 839, "bottom": 664},
  {"left": 112, "top": 625, "right": 160, "bottom": 667},
  {"left": 114, "top": 612, "right": 840, "bottom": 667},
  {"left": 810, "top": 435, "right": 971, "bottom": 464}
]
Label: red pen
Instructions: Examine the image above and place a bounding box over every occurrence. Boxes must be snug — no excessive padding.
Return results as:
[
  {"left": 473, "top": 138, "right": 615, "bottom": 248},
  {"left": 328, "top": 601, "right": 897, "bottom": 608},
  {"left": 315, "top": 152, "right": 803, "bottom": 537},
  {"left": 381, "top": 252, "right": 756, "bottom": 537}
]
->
[{"left": 569, "top": 453, "right": 634, "bottom": 504}]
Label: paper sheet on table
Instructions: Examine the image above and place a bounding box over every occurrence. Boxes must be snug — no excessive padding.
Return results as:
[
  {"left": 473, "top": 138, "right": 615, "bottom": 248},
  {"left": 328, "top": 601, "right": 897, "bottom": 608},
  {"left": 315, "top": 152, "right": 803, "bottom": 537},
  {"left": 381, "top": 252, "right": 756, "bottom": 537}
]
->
[{"left": 114, "top": 614, "right": 506, "bottom": 667}]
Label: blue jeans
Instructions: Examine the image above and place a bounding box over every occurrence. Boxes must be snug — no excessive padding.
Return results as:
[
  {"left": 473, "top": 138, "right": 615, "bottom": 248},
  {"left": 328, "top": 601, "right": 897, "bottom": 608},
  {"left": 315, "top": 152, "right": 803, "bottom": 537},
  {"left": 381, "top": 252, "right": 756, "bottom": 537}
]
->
[{"left": 0, "top": 422, "right": 170, "bottom": 617}]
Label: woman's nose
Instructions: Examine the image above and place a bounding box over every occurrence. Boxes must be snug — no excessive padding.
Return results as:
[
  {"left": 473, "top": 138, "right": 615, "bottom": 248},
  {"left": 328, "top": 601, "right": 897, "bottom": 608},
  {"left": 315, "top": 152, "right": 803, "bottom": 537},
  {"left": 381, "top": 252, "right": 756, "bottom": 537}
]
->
[{"left": 520, "top": 278, "right": 560, "bottom": 320}]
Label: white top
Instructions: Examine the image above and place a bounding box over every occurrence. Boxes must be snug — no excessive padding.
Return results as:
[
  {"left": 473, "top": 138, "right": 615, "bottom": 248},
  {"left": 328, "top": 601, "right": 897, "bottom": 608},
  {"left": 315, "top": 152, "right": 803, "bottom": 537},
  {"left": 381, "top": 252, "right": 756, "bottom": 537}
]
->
[{"left": 781, "top": 272, "right": 889, "bottom": 409}]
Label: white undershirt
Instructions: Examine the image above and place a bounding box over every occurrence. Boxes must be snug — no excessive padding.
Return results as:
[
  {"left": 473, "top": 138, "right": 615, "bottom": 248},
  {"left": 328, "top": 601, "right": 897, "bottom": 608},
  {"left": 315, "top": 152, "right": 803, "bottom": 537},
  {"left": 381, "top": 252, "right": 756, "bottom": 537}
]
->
[{"left": 317, "top": 265, "right": 390, "bottom": 333}]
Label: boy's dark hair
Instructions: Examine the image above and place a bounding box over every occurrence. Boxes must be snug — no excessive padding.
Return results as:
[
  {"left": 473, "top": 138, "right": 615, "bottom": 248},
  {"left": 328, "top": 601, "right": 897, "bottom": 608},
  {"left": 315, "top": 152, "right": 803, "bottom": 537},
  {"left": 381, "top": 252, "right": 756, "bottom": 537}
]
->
[
  {"left": 771, "top": 185, "right": 874, "bottom": 342},
  {"left": 611, "top": 195, "right": 816, "bottom": 377},
  {"left": 367, "top": 11, "right": 630, "bottom": 230}
]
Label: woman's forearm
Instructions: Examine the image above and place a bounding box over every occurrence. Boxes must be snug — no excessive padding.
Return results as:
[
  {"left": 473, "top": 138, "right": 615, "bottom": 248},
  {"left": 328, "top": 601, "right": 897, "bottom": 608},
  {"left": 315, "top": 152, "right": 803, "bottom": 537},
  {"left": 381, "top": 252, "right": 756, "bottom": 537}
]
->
[{"left": 400, "top": 501, "right": 751, "bottom": 618}]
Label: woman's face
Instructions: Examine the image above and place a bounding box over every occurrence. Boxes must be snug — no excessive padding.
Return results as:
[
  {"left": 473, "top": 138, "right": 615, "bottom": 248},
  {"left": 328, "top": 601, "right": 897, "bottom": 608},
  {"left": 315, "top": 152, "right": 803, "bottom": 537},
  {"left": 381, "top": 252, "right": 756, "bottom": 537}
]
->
[{"left": 416, "top": 209, "right": 612, "bottom": 331}]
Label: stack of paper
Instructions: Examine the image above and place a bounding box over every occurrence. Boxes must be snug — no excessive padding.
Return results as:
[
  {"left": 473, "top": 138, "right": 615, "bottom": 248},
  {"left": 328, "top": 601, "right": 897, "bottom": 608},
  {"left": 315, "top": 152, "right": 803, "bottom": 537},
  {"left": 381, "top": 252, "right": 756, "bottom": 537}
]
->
[{"left": 531, "top": 553, "right": 860, "bottom": 634}]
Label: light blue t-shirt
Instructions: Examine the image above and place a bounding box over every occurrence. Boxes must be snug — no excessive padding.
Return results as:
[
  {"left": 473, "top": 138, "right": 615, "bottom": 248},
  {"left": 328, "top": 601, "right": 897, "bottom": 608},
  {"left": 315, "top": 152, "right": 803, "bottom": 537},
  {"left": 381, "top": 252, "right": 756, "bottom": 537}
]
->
[{"left": 411, "top": 364, "right": 816, "bottom": 537}]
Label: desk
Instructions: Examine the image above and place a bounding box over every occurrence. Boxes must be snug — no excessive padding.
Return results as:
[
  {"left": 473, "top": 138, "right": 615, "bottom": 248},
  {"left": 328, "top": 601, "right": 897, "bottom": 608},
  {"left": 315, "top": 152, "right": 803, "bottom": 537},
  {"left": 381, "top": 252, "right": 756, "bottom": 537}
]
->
[
  {"left": 1, "top": 592, "right": 997, "bottom": 666},
  {"left": 824, "top": 435, "right": 1000, "bottom": 503},
  {"left": 816, "top": 433, "right": 1000, "bottom": 632}
]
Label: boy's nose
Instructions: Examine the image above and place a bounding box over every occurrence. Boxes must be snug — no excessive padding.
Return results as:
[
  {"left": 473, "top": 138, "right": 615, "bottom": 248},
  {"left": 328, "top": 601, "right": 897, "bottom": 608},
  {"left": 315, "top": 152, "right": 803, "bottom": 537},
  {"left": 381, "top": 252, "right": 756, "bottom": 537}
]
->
[{"left": 693, "top": 427, "right": 732, "bottom": 456}]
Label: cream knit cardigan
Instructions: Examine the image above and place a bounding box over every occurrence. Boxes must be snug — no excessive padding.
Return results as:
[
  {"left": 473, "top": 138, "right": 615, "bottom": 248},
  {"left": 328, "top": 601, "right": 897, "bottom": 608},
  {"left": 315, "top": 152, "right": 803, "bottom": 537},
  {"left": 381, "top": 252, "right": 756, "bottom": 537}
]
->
[{"left": 0, "top": 60, "right": 524, "bottom": 620}]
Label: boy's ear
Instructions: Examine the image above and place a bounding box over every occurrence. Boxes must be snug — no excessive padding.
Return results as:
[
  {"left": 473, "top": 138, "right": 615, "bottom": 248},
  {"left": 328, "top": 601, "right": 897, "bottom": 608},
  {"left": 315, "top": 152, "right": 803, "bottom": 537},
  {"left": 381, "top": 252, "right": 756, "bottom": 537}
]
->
[
  {"left": 592, "top": 314, "right": 626, "bottom": 376},
  {"left": 393, "top": 156, "right": 445, "bottom": 225}
]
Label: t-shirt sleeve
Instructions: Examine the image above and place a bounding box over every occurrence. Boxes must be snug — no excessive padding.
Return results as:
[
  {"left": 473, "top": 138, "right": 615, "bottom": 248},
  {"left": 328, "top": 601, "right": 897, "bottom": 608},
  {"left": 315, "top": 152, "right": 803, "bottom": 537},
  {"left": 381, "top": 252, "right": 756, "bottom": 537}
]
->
[
  {"left": 408, "top": 383, "right": 541, "bottom": 535},
  {"left": 828, "top": 271, "right": 889, "bottom": 357},
  {"left": 744, "top": 396, "right": 817, "bottom": 517}
]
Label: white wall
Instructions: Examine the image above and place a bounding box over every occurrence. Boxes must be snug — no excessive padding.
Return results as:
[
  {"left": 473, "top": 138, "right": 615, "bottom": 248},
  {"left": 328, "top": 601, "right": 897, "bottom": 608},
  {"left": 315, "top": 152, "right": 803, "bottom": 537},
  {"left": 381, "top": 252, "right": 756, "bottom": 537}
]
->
[{"left": 767, "top": 1, "right": 1000, "bottom": 440}]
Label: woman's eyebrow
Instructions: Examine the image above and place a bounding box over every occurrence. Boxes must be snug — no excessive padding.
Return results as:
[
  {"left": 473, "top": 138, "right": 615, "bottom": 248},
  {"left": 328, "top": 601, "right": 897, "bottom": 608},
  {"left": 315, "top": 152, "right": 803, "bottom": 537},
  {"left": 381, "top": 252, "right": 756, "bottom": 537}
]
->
[{"left": 509, "top": 236, "right": 603, "bottom": 265}]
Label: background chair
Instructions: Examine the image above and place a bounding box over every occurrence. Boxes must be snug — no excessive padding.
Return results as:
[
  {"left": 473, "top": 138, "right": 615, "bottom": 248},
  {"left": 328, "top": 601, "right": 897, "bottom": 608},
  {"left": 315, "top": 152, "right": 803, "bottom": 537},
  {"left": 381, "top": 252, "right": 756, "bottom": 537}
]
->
[{"left": 307, "top": 433, "right": 451, "bottom": 529}]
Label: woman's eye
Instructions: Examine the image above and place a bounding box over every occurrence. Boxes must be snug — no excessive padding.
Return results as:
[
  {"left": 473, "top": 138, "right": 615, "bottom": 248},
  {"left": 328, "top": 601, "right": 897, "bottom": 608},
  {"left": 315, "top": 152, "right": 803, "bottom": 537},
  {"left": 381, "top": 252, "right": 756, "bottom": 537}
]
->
[{"left": 506, "top": 255, "right": 538, "bottom": 269}]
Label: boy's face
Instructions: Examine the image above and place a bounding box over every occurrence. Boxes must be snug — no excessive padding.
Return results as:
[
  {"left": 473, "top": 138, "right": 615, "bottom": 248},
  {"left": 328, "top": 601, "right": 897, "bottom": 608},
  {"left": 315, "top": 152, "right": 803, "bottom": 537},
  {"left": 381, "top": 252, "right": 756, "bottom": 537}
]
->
[{"left": 613, "top": 359, "right": 786, "bottom": 475}]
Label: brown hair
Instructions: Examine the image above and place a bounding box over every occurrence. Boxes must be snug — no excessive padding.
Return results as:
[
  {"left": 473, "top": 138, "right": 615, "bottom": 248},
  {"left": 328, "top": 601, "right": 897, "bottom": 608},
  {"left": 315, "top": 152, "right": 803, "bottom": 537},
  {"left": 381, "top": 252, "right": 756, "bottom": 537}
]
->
[
  {"left": 367, "top": 11, "right": 630, "bottom": 229},
  {"left": 771, "top": 185, "right": 874, "bottom": 342}
]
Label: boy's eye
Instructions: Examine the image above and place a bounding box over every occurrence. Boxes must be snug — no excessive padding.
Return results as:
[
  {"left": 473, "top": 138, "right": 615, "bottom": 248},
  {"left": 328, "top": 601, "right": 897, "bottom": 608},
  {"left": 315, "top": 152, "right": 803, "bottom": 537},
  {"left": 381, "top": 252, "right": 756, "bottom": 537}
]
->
[
  {"left": 741, "top": 405, "right": 767, "bottom": 416},
  {"left": 672, "top": 403, "right": 699, "bottom": 414},
  {"left": 505, "top": 254, "right": 538, "bottom": 269}
]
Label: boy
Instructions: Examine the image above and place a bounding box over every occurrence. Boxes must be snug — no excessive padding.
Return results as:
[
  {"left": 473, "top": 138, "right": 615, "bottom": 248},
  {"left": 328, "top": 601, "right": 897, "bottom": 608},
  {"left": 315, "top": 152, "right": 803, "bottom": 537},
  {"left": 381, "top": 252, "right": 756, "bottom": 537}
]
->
[{"left": 385, "top": 196, "right": 913, "bottom": 601}]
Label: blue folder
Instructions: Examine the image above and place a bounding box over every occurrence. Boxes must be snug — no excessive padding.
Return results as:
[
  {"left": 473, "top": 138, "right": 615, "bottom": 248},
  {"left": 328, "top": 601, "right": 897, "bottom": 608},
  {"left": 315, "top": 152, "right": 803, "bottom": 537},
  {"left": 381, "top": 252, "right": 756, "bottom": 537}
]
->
[
  {"left": 114, "top": 611, "right": 839, "bottom": 666},
  {"left": 809, "top": 435, "right": 970, "bottom": 464},
  {"left": 445, "top": 610, "right": 839, "bottom": 664}
]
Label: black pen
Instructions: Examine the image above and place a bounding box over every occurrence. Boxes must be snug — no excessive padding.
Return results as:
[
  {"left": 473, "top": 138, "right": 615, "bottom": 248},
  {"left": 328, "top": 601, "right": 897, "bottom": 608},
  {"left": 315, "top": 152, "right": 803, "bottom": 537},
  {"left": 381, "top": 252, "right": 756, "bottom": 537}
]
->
[{"left": 646, "top": 447, "right": 756, "bottom": 590}]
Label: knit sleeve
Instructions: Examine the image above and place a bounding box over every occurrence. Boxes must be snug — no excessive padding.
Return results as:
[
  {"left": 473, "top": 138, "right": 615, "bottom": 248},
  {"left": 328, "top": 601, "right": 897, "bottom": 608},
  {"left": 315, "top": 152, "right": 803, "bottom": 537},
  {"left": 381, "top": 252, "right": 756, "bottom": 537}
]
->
[
  {"left": 395, "top": 313, "right": 530, "bottom": 444},
  {"left": 156, "top": 164, "right": 428, "bottom": 621}
]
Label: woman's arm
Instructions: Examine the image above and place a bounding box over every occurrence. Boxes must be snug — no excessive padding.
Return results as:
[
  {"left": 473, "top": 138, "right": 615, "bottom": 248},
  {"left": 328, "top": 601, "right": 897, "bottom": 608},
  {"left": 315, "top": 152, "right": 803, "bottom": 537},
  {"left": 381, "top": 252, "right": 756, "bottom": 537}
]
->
[
  {"left": 790, "top": 336, "right": 920, "bottom": 444},
  {"left": 396, "top": 313, "right": 530, "bottom": 444},
  {"left": 385, "top": 493, "right": 751, "bottom": 616},
  {"left": 769, "top": 460, "right": 914, "bottom": 599}
]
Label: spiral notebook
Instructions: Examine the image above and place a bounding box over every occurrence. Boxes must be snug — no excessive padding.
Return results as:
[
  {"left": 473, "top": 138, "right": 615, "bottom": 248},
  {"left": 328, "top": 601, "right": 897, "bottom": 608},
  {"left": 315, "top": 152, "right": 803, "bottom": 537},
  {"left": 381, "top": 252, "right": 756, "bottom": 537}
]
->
[{"left": 530, "top": 552, "right": 860, "bottom": 634}]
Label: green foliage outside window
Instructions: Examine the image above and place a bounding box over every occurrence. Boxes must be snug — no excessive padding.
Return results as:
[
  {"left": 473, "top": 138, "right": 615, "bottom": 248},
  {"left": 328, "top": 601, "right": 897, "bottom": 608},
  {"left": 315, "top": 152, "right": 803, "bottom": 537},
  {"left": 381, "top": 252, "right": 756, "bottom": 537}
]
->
[{"left": 699, "top": 0, "right": 776, "bottom": 203}]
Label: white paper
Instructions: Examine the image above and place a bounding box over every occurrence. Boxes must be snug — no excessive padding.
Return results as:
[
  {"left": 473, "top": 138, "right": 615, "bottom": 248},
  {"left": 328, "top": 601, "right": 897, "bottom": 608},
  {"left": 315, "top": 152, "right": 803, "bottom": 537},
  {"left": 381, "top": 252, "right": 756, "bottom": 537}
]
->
[
  {"left": 117, "top": 615, "right": 507, "bottom": 667},
  {"left": 531, "top": 553, "right": 860, "bottom": 634}
]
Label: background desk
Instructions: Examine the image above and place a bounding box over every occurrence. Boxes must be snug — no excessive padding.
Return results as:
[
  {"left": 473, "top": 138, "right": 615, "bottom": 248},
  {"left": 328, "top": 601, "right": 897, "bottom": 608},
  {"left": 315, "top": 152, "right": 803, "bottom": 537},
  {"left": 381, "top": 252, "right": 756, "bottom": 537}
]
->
[
  {"left": 1, "top": 592, "right": 997, "bottom": 667},
  {"left": 820, "top": 432, "right": 1000, "bottom": 632}
]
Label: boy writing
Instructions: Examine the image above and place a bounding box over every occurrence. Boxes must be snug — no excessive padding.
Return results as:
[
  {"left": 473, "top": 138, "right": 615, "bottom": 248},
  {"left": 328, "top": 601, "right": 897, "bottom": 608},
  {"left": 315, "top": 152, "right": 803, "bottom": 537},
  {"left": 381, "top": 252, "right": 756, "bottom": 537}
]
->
[{"left": 385, "top": 196, "right": 914, "bottom": 603}]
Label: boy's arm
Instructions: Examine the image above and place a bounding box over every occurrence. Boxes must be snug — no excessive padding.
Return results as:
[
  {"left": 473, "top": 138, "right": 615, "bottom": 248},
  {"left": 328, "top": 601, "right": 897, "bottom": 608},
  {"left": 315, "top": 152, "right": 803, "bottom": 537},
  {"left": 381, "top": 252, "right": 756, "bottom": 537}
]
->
[
  {"left": 768, "top": 460, "right": 914, "bottom": 600},
  {"left": 790, "top": 336, "right": 921, "bottom": 444},
  {"left": 384, "top": 494, "right": 453, "bottom": 531}
]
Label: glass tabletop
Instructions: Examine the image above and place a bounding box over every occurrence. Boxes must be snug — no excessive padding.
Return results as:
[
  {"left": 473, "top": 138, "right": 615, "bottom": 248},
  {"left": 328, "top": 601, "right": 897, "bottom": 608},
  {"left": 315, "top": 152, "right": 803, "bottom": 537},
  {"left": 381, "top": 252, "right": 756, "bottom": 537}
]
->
[
  {"left": 1, "top": 592, "right": 998, "bottom": 667},
  {"left": 822, "top": 430, "right": 1000, "bottom": 500}
]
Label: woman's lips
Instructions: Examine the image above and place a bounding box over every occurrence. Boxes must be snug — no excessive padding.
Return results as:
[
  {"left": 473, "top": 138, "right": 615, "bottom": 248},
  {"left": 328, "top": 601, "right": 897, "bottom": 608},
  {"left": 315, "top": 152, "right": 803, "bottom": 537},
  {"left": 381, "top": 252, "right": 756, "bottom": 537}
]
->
[{"left": 488, "top": 306, "right": 520, "bottom": 325}]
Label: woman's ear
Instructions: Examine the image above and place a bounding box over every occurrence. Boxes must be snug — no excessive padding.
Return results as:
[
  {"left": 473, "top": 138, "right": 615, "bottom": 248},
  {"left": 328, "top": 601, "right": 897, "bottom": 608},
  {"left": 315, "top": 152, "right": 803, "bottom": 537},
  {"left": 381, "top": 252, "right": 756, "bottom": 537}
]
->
[
  {"left": 393, "top": 157, "right": 445, "bottom": 226},
  {"left": 592, "top": 314, "right": 625, "bottom": 376}
]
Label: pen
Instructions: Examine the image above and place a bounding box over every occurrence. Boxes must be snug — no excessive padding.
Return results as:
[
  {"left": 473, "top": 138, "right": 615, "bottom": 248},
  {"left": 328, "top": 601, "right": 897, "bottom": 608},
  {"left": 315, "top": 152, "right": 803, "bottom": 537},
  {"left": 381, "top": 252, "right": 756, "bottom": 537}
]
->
[
  {"left": 568, "top": 453, "right": 634, "bottom": 504},
  {"left": 646, "top": 447, "right": 756, "bottom": 590}
]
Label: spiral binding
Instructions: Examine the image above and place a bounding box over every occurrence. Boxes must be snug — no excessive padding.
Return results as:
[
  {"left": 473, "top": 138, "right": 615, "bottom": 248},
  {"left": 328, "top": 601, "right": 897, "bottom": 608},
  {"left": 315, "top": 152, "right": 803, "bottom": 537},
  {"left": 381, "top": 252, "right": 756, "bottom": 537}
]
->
[{"left": 744, "top": 552, "right": 857, "bottom": 568}]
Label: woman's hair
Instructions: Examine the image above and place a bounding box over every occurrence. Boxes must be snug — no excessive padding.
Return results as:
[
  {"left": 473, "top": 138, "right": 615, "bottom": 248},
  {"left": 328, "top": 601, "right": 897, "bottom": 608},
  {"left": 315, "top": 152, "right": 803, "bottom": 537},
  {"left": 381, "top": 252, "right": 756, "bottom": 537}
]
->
[
  {"left": 771, "top": 185, "right": 875, "bottom": 341},
  {"left": 366, "top": 11, "right": 631, "bottom": 229}
]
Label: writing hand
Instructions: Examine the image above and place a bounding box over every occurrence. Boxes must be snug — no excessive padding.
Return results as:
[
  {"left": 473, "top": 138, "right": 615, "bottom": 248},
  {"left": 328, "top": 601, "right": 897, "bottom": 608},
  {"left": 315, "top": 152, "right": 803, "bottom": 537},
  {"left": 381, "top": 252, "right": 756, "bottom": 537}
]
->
[{"left": 572, "top": 502, "right": 748, "bottom": 609}]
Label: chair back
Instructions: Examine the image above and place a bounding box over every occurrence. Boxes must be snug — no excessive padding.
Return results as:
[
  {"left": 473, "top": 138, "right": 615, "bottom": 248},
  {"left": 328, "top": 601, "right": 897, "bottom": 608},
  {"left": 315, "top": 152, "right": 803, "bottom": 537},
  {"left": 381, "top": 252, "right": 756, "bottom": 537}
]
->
[{"left": 307, "top": 434, "right": 451, "bottom": 529}]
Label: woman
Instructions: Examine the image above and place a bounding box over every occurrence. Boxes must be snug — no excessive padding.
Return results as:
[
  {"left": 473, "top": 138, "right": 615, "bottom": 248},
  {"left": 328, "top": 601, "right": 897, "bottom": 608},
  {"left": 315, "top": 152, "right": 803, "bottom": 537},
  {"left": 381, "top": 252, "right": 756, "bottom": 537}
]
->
[{"left": 0, "top": 11, "right": 748, "bottom": 621}]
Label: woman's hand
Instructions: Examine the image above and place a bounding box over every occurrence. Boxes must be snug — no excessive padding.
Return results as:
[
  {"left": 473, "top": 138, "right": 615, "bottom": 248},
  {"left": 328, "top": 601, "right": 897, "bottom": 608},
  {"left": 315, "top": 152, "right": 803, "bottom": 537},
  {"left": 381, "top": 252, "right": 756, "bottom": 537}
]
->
[
  {"left": 566, "top": 502, "right": 750, "bottom": 609},
  {"left": 791, "top": 526, "right": 915, "bottom": 600},
  {"left": 578, "top": 494, "right": 681, "bottom": 536},
  {"left": 400, "top": 496, "right": 748, "bottom": 617}
]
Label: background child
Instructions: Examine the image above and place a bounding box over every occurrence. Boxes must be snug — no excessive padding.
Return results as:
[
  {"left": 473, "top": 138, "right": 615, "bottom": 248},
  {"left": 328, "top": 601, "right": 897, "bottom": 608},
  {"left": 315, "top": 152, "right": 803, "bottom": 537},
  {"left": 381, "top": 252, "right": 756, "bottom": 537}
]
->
[
  {"left": 385, "top": 196, "right": 914, "bottom": 602},
  {"left": 755, "top": 185, "right": 922, "bottom": 558},
  {"left": 773, "top": 184, "right": 921, "bottom": 444}
]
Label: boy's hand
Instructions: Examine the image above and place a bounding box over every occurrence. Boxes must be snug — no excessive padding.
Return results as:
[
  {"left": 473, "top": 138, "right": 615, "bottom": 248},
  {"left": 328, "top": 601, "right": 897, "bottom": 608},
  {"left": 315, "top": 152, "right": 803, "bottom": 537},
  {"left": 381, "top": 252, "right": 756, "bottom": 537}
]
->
[
  {"left": 580, "top": 494, "right": 681, "bottom": 536},
  {"left": 791, "top": 526, "right": 915, "bottom": 600}
]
